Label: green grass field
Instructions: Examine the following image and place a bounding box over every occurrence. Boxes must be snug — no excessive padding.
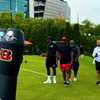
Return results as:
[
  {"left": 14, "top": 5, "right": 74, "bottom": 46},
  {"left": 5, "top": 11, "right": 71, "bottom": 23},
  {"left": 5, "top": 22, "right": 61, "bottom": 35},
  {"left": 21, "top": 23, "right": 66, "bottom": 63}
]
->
[{"left": 16, "top": 55, "right": 100, "bottom": 100}]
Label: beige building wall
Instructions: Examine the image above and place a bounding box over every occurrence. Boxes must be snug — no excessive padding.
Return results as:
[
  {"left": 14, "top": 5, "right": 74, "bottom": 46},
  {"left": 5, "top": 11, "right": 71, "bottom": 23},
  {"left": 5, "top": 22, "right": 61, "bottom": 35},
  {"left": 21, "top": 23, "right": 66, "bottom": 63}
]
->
[
  {"left": 44, "top": 0, "right": 70, "bottom": 20},
  {"left": 29, "top": 0, "right": 70, "bottom": 21}
]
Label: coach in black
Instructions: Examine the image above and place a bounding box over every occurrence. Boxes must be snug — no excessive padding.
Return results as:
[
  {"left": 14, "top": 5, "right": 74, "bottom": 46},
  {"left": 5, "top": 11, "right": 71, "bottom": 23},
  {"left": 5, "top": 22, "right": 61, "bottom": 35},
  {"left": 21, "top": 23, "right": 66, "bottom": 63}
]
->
[{"left": 43, "top": 36, "right": 58, "bottom": 84}]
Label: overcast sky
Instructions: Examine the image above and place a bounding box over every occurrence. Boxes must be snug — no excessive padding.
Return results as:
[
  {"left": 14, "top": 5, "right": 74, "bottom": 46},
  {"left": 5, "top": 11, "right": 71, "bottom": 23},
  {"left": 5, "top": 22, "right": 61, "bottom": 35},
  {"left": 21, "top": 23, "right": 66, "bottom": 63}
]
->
[{"left": 66, "top": 0, "right": 100, "bottom": 24}]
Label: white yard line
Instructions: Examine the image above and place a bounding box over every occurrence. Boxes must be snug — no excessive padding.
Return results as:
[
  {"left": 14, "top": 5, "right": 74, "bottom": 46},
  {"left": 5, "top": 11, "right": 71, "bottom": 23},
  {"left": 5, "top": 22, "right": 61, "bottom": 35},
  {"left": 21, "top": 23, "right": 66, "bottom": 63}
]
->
[{"left": 21, "top": 68, "right": 46, "bottom": 76}]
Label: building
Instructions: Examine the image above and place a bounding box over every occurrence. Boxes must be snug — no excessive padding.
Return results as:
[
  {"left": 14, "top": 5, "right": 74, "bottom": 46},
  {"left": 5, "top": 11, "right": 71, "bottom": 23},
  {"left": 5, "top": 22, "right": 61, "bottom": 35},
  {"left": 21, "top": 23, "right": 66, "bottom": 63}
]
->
[
  {"left": 0, "top": 0, "right": 10, "bottom": 12},
  {"left": 0, "top": 0, "right": 29, "bottom": 17},
  {"left": 32, "top": 0, "right": 70, "bottom": 20},
  {"left": 0, "top": 0, "right": 70, "bottom": 20}
]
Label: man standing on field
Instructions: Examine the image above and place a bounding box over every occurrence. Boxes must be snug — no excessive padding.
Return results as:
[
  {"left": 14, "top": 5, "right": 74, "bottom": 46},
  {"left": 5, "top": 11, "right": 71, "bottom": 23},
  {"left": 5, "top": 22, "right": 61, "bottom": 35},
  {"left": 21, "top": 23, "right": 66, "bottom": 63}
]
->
[
  {"left": 43, "top": 36, "right": 58, "bottom": 84},
  {"left": 70, "top": 40, "right": 80, "bottom": 81},
  {"left": 92, "top": 40, "right": 100, "bottom": 85},
  {"left": 58, "top": 36, "right": 73, "bottom": 86}
]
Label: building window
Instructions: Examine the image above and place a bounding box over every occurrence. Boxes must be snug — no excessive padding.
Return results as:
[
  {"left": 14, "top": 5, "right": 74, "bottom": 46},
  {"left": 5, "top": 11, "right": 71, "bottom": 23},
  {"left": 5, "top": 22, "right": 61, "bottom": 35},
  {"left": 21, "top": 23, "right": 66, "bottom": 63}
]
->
[
  {"left": 34, "top": 0, "right": 46, "bottom": 2},
  {"left": 34, "top": 12, "right": 43, "bottom": 17},
  {"left": 34, "top": 6, "right": 45, "bottom": 11}
]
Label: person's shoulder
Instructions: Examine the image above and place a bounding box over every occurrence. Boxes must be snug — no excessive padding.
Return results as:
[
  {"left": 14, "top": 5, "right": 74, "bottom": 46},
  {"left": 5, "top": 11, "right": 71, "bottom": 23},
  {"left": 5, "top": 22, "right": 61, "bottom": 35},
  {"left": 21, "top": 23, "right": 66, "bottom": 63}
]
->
[
  {"left": 76, "top": 46, "right": 80, "bottom": 50},
  {"left": 94, "top": 46, "right": 98, "bottom": 49},
  {"left": 93, "top": 46, "right": 98, "bottom": 51},
  {"left": 96, "top": 46, "right": 100, "bottom": 50},
  {"left": 52, "top": 41, "right": 56, "bottom": 44},
  {"left": 65, "top": 44, "right": 70, "bottom": 48},
  {"left": 52, "top": 41, "right": 57, "bottom": 46}
]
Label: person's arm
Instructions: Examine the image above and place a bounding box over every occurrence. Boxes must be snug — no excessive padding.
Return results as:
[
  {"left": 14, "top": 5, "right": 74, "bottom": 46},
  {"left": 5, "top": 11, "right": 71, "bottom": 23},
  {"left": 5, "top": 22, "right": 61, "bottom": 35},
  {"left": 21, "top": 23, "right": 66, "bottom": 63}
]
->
[
  {"left": 56, "top": 45, "right": 61, "bottom": 63},
  {"left": 46, "top": 51, "right": 48, "bottom": 58},
  {"left": 74, "top": 47, "right": 80, "bottom": 62},
  {"left": 56, "top": 51, "right": 59, "bottom": 65},
  {"left": 70, "top": 51, "right": 74, "bottom": 65},
  {"left": 92, "top": 48, "right": 98, "bottom": 58}
]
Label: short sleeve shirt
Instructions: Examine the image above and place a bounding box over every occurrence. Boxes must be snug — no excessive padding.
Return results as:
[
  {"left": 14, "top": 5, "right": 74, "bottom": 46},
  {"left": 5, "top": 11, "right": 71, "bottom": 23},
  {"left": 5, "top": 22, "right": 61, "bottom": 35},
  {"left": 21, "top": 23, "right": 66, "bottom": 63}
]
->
[
  {"left": 47, "top": 42, "right": 58, "bottom": 58},
  {"left": 58, "top": 43, "right": 72, "bottom": 64}
]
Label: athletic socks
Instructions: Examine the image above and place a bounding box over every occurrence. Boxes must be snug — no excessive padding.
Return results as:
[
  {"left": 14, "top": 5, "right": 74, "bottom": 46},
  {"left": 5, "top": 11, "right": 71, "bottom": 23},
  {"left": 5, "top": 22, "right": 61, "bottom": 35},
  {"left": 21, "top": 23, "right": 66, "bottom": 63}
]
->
[{"left": 53, "top": 76, "right": 56, "bottom": 83}]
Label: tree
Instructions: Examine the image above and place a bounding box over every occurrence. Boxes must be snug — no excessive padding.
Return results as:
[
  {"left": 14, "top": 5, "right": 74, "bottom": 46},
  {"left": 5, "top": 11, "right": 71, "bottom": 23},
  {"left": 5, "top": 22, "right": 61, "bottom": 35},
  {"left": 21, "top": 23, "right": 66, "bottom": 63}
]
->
[
  {"left": 64, "top": 22, "right": 72, "bottom": 39},
  {"left": 0, "top": 12, "right": 11, "bottom": 28},
  {"left": 72, "top": 23, "right": 81, "bottom": 44},
  {"left": 93, "top": 24, "right": 100, "bottom": 36},
  {"left": 13, "top": 12, "right": 25, "bottom": 28},
  {"left": 80, "top": 19, "right": 95, "bottom": 36},
  {"left": 80, "top": 19, "right": 96, "bottom": 55}
]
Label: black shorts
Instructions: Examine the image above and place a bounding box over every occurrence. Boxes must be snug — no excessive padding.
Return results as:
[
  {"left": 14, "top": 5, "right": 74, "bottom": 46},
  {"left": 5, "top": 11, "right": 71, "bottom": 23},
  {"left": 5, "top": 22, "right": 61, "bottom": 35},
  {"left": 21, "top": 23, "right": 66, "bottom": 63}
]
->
[
  {"left": 95, "top": 61, "right": 100, "bottom": 71},
  {"left": 46, "top": 57, "right": 57, "bottom": 68}
]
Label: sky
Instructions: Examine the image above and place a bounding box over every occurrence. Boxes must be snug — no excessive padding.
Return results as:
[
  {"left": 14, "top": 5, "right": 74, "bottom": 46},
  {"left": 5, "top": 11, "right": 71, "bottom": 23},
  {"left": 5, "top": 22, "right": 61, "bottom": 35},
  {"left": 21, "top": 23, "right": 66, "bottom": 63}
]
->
[{"left": 66, "top": 0, "right": 100, "bottom": 24}]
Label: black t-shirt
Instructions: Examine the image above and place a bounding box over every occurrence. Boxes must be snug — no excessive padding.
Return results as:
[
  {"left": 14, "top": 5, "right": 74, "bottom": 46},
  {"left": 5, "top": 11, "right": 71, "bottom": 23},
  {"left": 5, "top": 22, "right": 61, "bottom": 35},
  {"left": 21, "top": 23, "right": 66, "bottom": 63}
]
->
[
  {"left": 58, "top": 43, "right": 72, "bottom": 64},
  {"left": 47, "top": 41, "right": 58, "bottom": 58}
]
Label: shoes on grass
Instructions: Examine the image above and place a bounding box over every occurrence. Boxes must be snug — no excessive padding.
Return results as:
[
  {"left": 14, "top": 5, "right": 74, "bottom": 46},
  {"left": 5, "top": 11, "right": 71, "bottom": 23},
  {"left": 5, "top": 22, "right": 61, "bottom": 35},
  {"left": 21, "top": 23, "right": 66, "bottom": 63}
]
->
[
  {"left": 43, "top": 80, "right": 52, "bottom": 84},
  {"left": 43, "top": 80, "right": 56, "bottom": 84},
  {"left": 96, "top": 81, "right": 100, "bottom": 85},
  {"left": 73, "top": 77, "right": 77, "bottom": 82},
  {"left": 53, "top": 79, "right": 56, "bottom": 84},
  {"left": 64, "top": 81, "right": 70, "bottom": 86}
]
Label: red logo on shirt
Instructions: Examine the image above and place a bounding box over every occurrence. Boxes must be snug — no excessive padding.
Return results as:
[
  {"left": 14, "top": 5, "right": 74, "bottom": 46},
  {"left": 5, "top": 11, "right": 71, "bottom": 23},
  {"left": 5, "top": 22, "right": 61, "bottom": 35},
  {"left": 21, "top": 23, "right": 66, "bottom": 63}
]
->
[{"left": 0, "top": 48, "right": 12, "bottom": 62}]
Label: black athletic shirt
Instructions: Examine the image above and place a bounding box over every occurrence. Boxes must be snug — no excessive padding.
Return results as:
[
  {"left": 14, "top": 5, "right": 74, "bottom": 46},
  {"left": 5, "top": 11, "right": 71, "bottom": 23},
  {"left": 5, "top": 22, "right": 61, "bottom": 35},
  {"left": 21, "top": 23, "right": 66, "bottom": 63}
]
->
[
  {"left": 47, "top": 41, "right": 58, "bottom": 58},
  {"left": 58, "top": 43, "right": 72, "bottom": 64}
]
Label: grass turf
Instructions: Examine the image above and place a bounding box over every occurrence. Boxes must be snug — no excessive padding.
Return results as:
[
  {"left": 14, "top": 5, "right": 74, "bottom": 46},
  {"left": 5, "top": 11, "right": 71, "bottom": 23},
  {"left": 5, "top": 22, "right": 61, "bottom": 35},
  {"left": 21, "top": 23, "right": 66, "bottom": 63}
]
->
[{"left": 16, "top": 55, "right": 100, "bottom": 100}]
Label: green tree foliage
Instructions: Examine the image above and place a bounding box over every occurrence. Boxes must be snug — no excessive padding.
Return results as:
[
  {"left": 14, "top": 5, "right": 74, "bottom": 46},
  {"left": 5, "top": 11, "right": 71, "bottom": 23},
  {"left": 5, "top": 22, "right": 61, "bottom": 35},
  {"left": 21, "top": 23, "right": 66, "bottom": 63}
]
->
[
  {"left": 64, "top": 22, "right": 72, "bottom": 39},
  {"left": 0, "top": 13, "right": 100, "bottom": 54},
  {"left": 80, "top": 19, "right": 96, "bottom": 55},
  {"left": 93, "top": 24, "right": 100, "bottom": 37},
  {"left": 13, "top": 12, "right": 25, "bottom": 28},
  {"left": 0, "top": 12, "right": 11, "bottom": 28},
  {"left": 71, "top": 23, "right": 81, "bottom": 44}
]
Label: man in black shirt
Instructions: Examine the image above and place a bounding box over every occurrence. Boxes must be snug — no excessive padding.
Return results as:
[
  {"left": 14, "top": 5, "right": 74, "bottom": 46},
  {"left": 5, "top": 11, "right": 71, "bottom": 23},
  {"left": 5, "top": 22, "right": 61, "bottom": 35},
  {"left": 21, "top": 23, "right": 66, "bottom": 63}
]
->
[
  {"left": 43, "top": 36, "right": 58, "bottom": 84},
  {"left": 58, "top": 36, "right": 73, "bottom": 86},
  {"left": 70, "top": 40, "right": 80, "bottom": 81}
]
